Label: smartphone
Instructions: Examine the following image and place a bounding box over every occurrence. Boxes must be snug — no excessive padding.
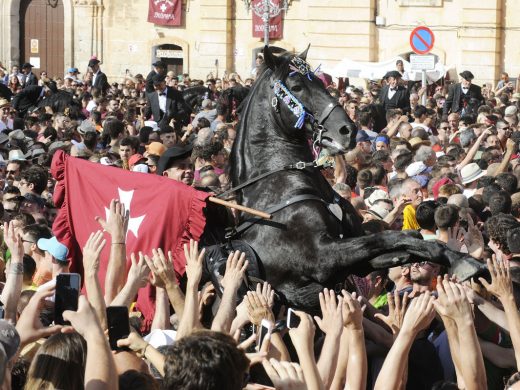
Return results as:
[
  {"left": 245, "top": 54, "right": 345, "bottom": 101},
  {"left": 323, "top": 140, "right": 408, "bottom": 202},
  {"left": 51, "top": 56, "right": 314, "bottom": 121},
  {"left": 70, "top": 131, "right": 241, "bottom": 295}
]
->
[
  {"left": 286, "top": 308, "right": 300, "bottom": 329},
  {"left": 54, "top": 273, "right": 81, "bottom": 325},
  {"left": 0, "top": 305, "right": 5, "bottom": 320},
  {"left": 107, "top": 306, "right": 130, "bottom": 350},
  {"left": 257, "top": 319, "right": 273, "bottom": 351}
]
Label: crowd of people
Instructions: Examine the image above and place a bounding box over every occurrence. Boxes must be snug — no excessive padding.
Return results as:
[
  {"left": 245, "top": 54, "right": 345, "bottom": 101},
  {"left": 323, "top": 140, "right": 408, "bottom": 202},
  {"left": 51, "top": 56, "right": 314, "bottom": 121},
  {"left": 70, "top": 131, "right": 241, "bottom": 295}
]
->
[{"left": 0, "top": 54, "right": 519, "bottom": 389}]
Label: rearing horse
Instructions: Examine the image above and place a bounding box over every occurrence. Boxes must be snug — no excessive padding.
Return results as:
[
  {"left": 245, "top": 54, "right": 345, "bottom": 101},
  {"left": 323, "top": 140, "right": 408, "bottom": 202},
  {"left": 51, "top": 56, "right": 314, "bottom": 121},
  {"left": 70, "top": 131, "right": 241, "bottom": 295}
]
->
[{"left": 227, "top": 46, "right": 484, "bottom": 311}]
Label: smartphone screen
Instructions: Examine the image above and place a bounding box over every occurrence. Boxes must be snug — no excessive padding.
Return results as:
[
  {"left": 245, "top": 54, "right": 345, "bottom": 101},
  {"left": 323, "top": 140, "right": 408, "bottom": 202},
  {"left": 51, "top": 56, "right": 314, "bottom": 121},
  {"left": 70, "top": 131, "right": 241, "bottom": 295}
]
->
[
  {"left": 257, "top": 319, "right": 272, "bottom": 351},
  {"left": 55, "top": 273, "right": 81, "bottom": 325},
  {"left": 287, "top": 308, "right": 300, "bottom": 329},
  {"left": 107, "top": 306, "right": 130, "bottom": 350}
]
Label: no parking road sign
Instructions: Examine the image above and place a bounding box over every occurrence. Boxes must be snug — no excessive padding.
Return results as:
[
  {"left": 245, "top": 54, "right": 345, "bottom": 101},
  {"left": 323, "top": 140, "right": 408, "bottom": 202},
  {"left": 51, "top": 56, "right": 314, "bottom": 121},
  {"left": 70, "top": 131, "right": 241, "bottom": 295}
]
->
[{"left": 410, "top": 26, "right": 435, "bottom": 55}]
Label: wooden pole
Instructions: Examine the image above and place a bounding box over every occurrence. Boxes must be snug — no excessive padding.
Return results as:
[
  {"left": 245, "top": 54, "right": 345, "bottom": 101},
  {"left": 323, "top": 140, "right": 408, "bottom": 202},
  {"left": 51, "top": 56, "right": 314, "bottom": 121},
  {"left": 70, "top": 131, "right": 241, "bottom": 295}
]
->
[{"left": 208, "top": 197, "right": 272, "bottom": 220}]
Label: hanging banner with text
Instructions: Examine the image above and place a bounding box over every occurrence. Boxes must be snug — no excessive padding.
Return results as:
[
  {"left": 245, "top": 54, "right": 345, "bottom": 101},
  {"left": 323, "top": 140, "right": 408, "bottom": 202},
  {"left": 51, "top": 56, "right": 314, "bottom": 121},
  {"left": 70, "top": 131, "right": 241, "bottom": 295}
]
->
[
  {"left": 252, "top": 0, "right": 284, "bottom": 39},
  {"left": 148, "top": 0, "right": 182, "bottom": 26}
]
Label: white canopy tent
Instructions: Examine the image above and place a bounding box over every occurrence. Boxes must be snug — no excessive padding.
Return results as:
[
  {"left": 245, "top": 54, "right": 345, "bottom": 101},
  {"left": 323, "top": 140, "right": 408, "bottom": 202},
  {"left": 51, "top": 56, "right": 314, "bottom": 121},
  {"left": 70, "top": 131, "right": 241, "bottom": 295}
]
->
[{"left": 323, "top": 56, "right": 454, "bottom": 84}]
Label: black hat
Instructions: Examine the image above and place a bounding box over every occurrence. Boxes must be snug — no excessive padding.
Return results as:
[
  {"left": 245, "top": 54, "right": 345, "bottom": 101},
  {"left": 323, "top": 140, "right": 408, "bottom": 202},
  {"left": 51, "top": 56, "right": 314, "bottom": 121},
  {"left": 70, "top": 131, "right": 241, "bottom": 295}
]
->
[
  {"left": 21, "top": 63, "right": 33, "bottom": 69},
  {"left": 153, "top": 61, "right": 166, "bottom": 68},
  {"left": 384, "top": 70, "right": 402, "bottom": 79},
  {"left": 88, "top": 58, "right": 100, "bottom": 67},
  {"left": 152, "top": 73, "right": 166, "bottom": 85},
  {"left": 157, "top": 144, "right": 194, "bottom": 175},
  {"left": 459, "top": 70, "right": 474, "bottom": 81}
]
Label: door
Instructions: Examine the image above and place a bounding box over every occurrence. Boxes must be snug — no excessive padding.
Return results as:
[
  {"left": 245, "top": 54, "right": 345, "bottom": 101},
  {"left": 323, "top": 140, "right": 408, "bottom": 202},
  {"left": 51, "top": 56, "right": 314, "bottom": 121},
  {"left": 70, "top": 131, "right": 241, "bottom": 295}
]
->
[
  {"left": 152, "top": 44, "right": 184, "bottom": 75},
  {"left": 20, "top": 0, "right": 64, "bottom": 79}
]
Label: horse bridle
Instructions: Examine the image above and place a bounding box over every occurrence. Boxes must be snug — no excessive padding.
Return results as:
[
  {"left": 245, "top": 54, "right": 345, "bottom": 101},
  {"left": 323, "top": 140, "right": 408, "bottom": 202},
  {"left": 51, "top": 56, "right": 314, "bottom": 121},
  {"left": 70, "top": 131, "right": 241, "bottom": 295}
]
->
[{"left": 270, "top": 57, "right": 342, "bottom": 147}]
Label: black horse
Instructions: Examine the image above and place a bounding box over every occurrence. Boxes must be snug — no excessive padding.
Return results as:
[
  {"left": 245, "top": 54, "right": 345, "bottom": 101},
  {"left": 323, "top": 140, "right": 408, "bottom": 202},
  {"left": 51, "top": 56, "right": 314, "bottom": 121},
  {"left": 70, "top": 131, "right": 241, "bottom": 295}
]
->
[{"left": 224, "top": 46, "right": 485, "bottom": 311}]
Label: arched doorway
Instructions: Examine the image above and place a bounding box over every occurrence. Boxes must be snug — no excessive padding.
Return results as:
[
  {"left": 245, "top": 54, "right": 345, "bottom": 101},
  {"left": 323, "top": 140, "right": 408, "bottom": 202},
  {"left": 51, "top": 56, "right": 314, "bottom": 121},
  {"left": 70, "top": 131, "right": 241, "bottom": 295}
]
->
[
  {"left": 19, "top": 0, "right": 64, "bottom": 78},
  {"left": 152, "top": 44, "right": 184, "bottom": 75}
]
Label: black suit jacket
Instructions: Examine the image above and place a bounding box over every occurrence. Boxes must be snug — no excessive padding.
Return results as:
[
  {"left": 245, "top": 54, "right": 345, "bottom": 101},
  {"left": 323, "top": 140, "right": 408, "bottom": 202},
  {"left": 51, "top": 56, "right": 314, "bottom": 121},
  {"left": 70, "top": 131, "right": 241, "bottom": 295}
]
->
[
  {"left": 443, "top": 83, "right": 484, "bottom": 116},
  {"left": 11, "top": 85, "right": 43, "bottom": 116},
  {"left": 92, "top": 71, "right": 109, "bottom": 94},
  {"left": 23, "top": 73, "right": 38, "bottom": 87},
  {"left": 146, "top": 87, "right": 192, "bottom": 129},
  {"left": 145, "top": 71, "right": 157, "bottom": 94},
  {"left": 378, "top": 85, "right": 410, "bottom": 113}
]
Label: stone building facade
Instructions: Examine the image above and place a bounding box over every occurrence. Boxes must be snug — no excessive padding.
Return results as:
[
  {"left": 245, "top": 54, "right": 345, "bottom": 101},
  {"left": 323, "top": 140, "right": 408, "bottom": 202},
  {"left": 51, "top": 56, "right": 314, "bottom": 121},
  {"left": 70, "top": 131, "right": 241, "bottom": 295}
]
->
[{"left": 0, "top": 0, "right": 518, "bottom": 85}]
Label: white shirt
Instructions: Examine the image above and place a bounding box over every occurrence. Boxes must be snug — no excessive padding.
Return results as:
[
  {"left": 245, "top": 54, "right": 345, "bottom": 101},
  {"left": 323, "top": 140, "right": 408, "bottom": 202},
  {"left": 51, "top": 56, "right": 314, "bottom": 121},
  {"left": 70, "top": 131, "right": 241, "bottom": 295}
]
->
[
  {"left": 0, "top": 119, "right": 13, "bottom": 132},
  {"left": 92, "top": 70, "right": 100, "bottom": 86},
  {"left": 461, "top": 85, "right": 469, "bottom": 94},
  {"left": 158, "top": 87, "right": 168, "bottom": 113},
  {"left": 387, "top": 87, "right": 397, "bottom": 100}
]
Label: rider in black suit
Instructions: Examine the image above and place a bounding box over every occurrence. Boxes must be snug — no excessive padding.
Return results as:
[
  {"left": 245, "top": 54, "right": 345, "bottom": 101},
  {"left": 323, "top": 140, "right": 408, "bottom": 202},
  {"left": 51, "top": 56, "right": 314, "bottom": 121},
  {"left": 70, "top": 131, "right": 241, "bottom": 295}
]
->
[
  {"left": 88, "top": 58, "right": 109, "bottom": 95},
  {"left": 145, "top": 61, "right": 167, "bottom": 94},
  {"left": 378, "top": 70, "right": 411, "bottom": 114},
  {"left": 443, "top": 70, "right": 484, "bottom": 116},
  {"left": 145, "top": 74, "right": 192, "bottom": 130},
  {"left": 20, "top": 63, "right": 38, "bottom": 88}
]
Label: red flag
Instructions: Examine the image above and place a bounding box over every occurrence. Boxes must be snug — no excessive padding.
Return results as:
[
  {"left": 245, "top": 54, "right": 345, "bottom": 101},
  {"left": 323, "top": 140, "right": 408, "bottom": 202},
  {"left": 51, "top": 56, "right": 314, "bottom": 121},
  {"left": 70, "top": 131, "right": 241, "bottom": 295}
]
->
[
  {"left": 252, "top": 0, "right": 284, "bottom": 39},
  {"left": 147, "top": 0, "right": 182, "bottom": 26},
  {"left": 51, "top": 150, "right": 209, "bottom": 326}
]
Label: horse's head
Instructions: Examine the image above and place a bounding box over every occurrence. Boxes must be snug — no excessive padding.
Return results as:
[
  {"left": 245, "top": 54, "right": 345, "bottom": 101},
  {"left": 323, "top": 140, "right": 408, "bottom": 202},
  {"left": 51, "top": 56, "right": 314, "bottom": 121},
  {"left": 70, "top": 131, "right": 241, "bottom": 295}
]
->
[{"left": 262, "top": 45, "right": 357, "bottom": 154}]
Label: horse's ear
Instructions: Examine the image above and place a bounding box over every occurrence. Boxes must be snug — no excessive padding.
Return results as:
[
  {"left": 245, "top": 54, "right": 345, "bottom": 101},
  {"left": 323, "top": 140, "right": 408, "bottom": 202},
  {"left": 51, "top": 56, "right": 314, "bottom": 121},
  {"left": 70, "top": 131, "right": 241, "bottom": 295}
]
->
[
  {"left": 298, "top": 44, "right": 311, "bottom": 61},
  {"left": 263, "top": 45, "right": 278, "bottom": 71}
]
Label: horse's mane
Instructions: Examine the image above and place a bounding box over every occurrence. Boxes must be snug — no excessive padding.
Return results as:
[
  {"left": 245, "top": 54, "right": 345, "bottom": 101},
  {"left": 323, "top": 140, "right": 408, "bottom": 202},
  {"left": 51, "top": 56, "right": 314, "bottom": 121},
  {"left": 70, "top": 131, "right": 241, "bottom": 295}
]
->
[{"left": 230, "top": 51, "right": 300, "bottom": 191}]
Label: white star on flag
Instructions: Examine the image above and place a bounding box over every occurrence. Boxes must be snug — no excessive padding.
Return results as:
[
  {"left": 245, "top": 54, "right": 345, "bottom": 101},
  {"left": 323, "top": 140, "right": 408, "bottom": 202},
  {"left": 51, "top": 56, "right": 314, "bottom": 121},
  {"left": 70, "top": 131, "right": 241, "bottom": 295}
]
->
[
  {"left": 160, "top": 3, "right": 167, "bottom": 12},
  {"left": 105, "top": 188, "right": 146, "bottom": 239}
]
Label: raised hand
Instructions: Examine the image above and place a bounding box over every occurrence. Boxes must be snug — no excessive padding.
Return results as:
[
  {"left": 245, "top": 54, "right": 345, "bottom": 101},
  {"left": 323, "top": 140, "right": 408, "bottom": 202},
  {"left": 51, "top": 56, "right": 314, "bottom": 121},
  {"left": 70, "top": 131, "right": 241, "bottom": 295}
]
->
[
  {"left": 262, "top": 359, "right": 307, "bottom": 390},
  {"left": 479, "top": 255, "right": 513, "bottom": 300},
  {"left": 433, "top": 278, "right": 473, "bottom": 322},
  {"left": 462, "top": 217, "right": 484, "bottom": 259},
  {"left": 401, "top": 291, "right": 436, "bottom": 334},
  {"left": 82, "top": 230, "right": 106, "bottom": 275},
  {"left": 63, "top": 296, "right": 104, "bottom": 338},
  {"left": 117, "top": 329, "right": 149, "bottom": 354},
  {"left": 446, "top": 226, "right": 463, "bottom": 252},
  {"left": 3, "top": 221, "right": 23, "bottom": 259},
  {"left": 144, "top": 248, "right": 176, "bottom": 289},
  {"left": 128, "top": 252, "right": 150, "bottom": 289},
  {"left": 374, "top": 290, "right": 409, "bottom": 335},
  {"left": 245, "top": 290, "right": 274, "bottom": 325},
  {"left": 221, "top": 251, "right": 248, "bottom": 291},
  {"left": 16, "top": 284, "right": 62, "bottom": 347},
  {"left": 183, "top": 239, "right": 205, "bottom": 287},
  {"left": 95, "top": 199, "right": 129, "bottom": 242},
  {"left": 314, "top": 288, "right": 343, "bottom": 336},
  {"left": 341, "top": 290, "right": 364, "bottom": 330},
  {"left": 288, "top": 310, "right": 315, "bottom": 352},
  {"left": 257, "top": 281, "right": 275, "bottom": 309}
]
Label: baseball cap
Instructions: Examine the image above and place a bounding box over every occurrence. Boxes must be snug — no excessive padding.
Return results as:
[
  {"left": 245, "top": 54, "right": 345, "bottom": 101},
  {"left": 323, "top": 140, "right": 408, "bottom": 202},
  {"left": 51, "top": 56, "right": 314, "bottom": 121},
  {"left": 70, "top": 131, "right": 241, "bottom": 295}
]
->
[
  {"left": 67, "top": 67, "right": 80, "bottom": 73},
  {"left": 356, "top": 130, "right": 373, "bottom": 143},
  {"left": 505, "top": 105, "right": 518, "bottom": 117},
  {"left": 37, "top": 237, "right": 69, "bottom": 262},
  {"left": 128, "top": 153, "right": 146, "bottom": 168},
  {"left": 0, "top": 320, "right": 20, "bottom": 382}
]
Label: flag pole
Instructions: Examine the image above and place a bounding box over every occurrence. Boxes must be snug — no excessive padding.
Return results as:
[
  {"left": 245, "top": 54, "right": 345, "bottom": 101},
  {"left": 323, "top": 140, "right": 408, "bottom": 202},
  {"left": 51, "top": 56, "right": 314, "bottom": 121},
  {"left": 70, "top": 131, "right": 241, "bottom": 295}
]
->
[{"left": 208, "top": 196, "right": 272, "bottom": 220}]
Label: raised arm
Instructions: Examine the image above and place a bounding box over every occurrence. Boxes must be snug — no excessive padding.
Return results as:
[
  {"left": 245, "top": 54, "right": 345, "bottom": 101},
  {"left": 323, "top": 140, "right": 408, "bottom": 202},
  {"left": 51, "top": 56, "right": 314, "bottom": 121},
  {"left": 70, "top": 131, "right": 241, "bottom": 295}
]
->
[
  {"left": 82, "top": 230, "right": 107, "bottom": 330},
  {"left": 110, "top": 251, "right": 149, "bottom": 308},
  {"left": 374, "top": 292, "right": 436, "bottom": 390},
  {"left": 434, "top": 279, "right": 486, "bottom": 390},
  {"left": 211, "top": 251, "right": 248, "bottom": 334},
  {"left": 145, "top": 248, "right": 185, "bottom": 319},
  {"left": 96, "top": 199, "right": 129, "bottom": 304},
  {"left": 1, "top": 221, "right": 24, "bottom": 322},
  {"left": 176, "top": 239, "right": 205, "bottom": 339},
  {"left": 314, "top": 289, "right": 343, "bottom": 389},
  {"left": 63, "top": 296, "right": 118, "bottom": 390},
  {"left": 480, "top": 256, "right": 520, "bottom": 371}
]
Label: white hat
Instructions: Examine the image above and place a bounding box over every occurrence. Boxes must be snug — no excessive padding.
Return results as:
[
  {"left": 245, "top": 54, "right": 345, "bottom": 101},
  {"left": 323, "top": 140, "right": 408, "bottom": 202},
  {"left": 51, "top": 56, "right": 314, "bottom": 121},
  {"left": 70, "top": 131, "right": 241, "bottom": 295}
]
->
[
  {"left": 144, "top": 121, "right": 160, "bottom": 132},
  {"left": 365, "top": 189, "right": 391, "bottom": 207},
  {"left": 144, "top": 329, "right": 176, "bottom": 348},
  {"left": 367, "top": 204, "right": 390, "bottom": 220},
  {"left": 132, "top": 164, "right": 149, "bottom": 173},
  {"left": 405, "top": 161, "right": 427, "bottom": 177},
  {"left": 460, "top": 163, "right": 487, "bottom": 185},
  {"left": 8, "top": 150, "right": 26, "bottom": 161}
]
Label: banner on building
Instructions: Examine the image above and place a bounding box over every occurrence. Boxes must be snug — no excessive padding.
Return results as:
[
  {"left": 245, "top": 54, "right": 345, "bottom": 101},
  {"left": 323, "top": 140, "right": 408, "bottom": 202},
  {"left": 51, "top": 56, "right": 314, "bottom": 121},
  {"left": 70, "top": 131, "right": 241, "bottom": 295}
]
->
[
  {"left": 148, "top": 0, "right": 182, "bottom": 26},
  {"left": 252, "top": 0, "right": 284, "bottom": 39}
]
